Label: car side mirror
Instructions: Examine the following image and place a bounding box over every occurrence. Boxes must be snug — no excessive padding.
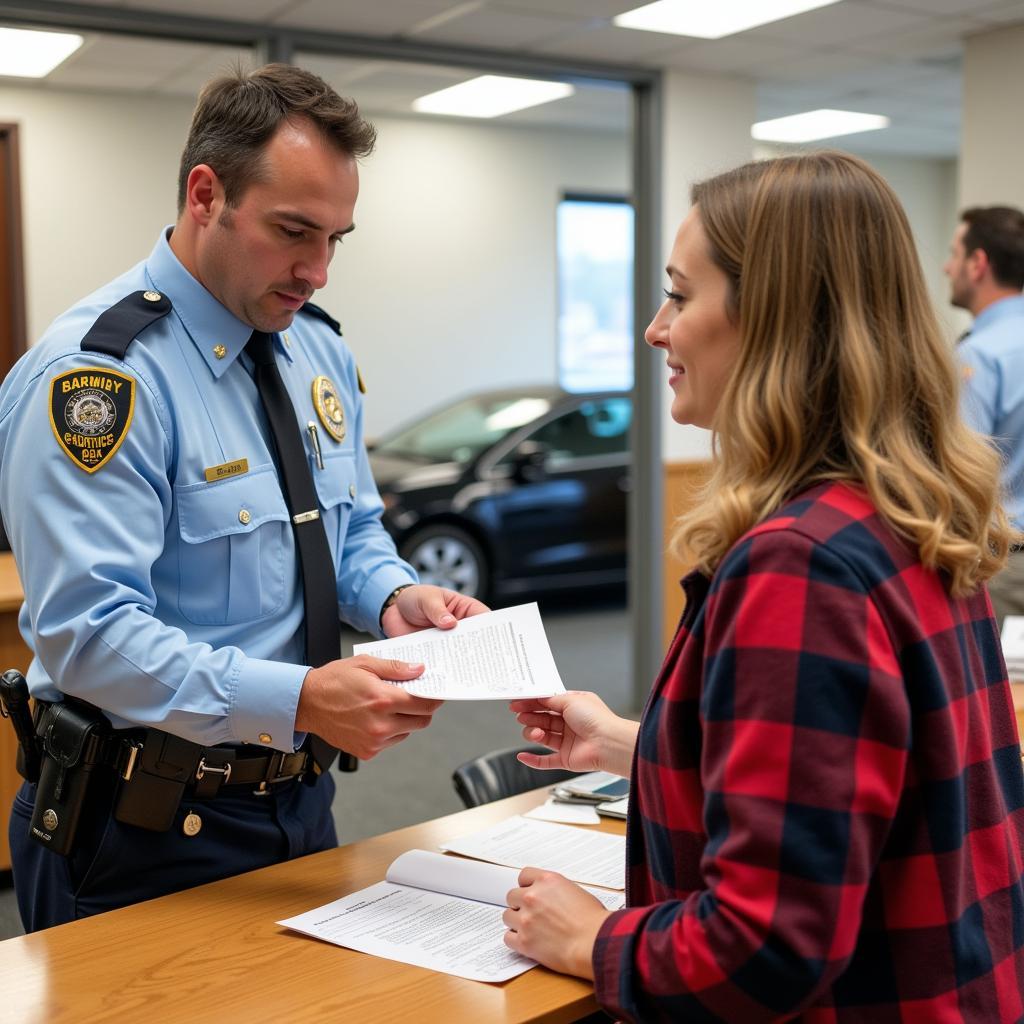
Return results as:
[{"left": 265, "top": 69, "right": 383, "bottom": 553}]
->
[{"left": 509, "top": 440, "right": 549, "bottom": 483}]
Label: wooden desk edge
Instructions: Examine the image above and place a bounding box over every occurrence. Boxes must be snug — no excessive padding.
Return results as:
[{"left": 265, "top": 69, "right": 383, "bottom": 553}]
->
[{"left": 0, "top": 786, "right": 624, "bottom": 1024}]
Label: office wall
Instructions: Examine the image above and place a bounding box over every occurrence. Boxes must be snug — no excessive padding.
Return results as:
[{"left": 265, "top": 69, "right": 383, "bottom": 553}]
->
[
  {"left": 0, "top": 83, "right": 630, "bottom": 437},
  {"left": 962, "top": 22, "right": 1024, "bottom": 212},
  {"left": 659, "top": 143, "right": 966, "bottom": 462}
]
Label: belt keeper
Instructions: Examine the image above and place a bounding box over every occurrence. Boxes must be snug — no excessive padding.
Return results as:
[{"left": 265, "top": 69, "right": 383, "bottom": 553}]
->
[{"left": 194, "top": 757, "right": 232, "bottom": 799}]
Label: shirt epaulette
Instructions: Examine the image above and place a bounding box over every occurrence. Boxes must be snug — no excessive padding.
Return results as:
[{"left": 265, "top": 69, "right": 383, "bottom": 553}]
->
[
  {"left": 80, "top": 289, "right": 172, "bottom": 359},
  {"left": 299, "top": 301, "right": 342, "bottom": 336}
]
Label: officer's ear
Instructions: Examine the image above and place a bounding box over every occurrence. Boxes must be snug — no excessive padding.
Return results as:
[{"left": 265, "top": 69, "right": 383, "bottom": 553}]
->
[
  {"left": 183, "top": 164, "right": 223, "bottom": 227},
  {"left": 965, "top": 244, "right": 991, "bottom": 284}
]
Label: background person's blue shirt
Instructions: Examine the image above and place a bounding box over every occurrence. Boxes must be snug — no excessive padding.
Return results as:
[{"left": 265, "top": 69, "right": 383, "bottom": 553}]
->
[
  {"left": 959, "top": 294, "right": 1024, "bottom": 531},
  {"left": 0, "top": 229, "right": 416, "bottom": 752}
]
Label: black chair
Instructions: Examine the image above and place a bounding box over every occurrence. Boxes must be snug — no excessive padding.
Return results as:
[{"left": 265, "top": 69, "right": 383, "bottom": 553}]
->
[{"left": 452, "top": 743, "right": 581, "bottom": 809}]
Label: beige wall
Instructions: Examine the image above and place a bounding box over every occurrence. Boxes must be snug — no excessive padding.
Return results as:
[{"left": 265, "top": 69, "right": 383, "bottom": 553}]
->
[
  {"left": 659, "top": 70, "right": 757, "bottom": 463},
  {"left": 962, "top": 22, "right": 1024, "bottom": 212},
  {"left": 0, "top": 83, "right": 630, "bottom": 438}
]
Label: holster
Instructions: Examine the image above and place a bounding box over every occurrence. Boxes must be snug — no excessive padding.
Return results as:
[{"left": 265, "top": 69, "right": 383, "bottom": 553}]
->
[{"left": 30, "top": 701, "right": 108, "bottom": 856}]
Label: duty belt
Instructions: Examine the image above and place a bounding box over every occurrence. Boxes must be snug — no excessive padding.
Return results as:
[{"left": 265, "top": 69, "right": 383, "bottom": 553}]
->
[{"left": 37, "top": 699, "right": 313, "bottom": 799}]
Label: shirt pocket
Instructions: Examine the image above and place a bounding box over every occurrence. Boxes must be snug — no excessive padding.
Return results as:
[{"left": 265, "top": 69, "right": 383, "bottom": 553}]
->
[
  {"left": 313, "top": 448, "right": 358, "bottom": 552},
  {"left": 175, "top": 464, "right": 289, "bottom": 625}
]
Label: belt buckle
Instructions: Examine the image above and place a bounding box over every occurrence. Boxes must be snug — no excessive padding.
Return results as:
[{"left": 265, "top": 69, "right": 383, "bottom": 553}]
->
[{"left": 253, "top": 751, "right": 303, "bottom": 796}]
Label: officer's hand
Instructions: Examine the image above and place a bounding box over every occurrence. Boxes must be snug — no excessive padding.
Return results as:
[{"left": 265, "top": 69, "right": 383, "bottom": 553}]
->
[
  {"left": 381, "top": 584, "right": 489, "bottom": 638},
  {"left": 296, "top": 655, "right": 443, "bottom": 759}
]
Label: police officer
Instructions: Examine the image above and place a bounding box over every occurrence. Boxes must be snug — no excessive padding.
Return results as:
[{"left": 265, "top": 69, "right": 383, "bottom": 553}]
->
[
  {"left": 0, "top": 64, "right": 486, "bottom": 931},
  {"left": 945, "top": 205, "right": 1024, "bottom": 624}
]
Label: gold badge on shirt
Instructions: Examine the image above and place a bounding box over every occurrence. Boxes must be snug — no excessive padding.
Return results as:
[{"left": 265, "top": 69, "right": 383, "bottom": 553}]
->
[{"left": 311, "top": 375, "right": 346, "bottom": 443}]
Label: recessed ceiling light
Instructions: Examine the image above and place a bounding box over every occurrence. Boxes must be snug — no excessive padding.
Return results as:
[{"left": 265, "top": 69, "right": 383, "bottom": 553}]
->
[
  {"left": 614, "top": 0, "right": 843, "bottom": 39},
  {"left": 751, "top": 109, "right": 890, "bottom": 143},
  {"left": 412, "top": 75, "right": 574, "bottom": 119},
  {"left": 0, "top": 26, "right": 83, "bottom": 79}
]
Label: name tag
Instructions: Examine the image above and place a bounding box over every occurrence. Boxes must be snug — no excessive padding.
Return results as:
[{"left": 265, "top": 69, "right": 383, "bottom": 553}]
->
[{"left": 204, "top": 458, "right": 249, "bottom": 483}]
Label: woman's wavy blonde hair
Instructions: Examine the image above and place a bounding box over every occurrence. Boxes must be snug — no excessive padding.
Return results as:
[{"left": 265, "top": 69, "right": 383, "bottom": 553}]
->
[{"left": 673, "top": 151, "right": 1014, "bottom": 595}]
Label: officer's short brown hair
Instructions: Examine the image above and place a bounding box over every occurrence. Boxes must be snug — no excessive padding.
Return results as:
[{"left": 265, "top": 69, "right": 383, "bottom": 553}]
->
[
  {"left": 960, "top": 205, "right": 1024, "bottom": 290},
  {"left": 176, "top": 62, "right": 377, "bottom": 214}
]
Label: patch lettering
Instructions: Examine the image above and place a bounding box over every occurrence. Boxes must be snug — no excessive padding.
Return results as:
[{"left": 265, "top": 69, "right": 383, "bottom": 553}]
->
[{"left": 49, "top": 367, "right": 135, "bottom": 473}]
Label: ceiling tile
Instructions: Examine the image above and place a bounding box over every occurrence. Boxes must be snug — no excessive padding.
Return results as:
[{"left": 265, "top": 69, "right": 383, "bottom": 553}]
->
[
  {"left": 304, "top": 58, "right": 470, "bottom": 111},
  {"left": 411, "top": 8, "right": 593, "bottom": 48},
  {"left": 502, "top": 86, "right": 630, "bottom": 132},
  {"left": 275, "top": 0, "right": 460, "bottom": 36},
  {"left": 849, "top": 16, "right": 979, "bottom": 59},
  {"left": 154, "top": 46, "right": 258, "bottom": 97},
  {"left": 494, "top": 0, "right": 637, "bottom": 16},
  {"left": 970, "top": 0, "right": 1024, "bottom": 23},
  {"left": 120, "top": 0, "right": 290, "bottom": 18},
  {"left": 744, "top": 1, "right": 931, "bottom": 47},
  {"left": 290, "top": 53, "right": 390, "bottom": 86},
  {"left": 755, "top": 49, "right": 890, "bottom": 82},
  {"left": 48, "top": 33, "right": 204, "bottom": 78},
  {"left": 530, "top": 24, "right": 681, "bottom": 63},
  {"left": 871, "top": 0, "right": 1002, "bottom": 15},
  {"left": 653, "top": 35, "right": 806, "bottom": 74}
]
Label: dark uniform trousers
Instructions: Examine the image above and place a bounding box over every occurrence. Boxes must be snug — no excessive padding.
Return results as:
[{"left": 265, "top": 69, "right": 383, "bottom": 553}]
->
[{"left": 9, "top": 770, "right": 337, "bottom": 932}]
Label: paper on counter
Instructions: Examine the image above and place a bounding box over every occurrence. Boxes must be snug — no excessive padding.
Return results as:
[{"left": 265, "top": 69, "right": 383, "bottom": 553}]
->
[
  {"left": 440, "top": 815, "right": 625, "bottom": 891},
  {"left": 353, "top": 602, "right": 565, "bottom": 700},
  {"left": 524, "top": 797, "right": 601, "bottom": 826},
  {"left": 277, "top": 849, "right": 624, "bottom": 983}
]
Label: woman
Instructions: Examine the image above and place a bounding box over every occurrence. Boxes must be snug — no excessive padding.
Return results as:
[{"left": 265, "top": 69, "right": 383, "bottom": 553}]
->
[{"left": 503, "top": 152, "right": 1024, "bottom": 1022}]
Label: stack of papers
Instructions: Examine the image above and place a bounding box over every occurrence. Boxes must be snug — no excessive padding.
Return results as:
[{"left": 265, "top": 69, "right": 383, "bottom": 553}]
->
[
  {"left": 439, "top": 815, "right": 625, "bottom": 891},
  {"left": 1001, "top": 616, "right": 1024, "bottom": 682},
  {"left": 352, "top": 602, "right": 565, "bottom": 700}
]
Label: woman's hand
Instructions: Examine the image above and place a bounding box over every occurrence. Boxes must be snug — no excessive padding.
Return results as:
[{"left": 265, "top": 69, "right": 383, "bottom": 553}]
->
[
  {"left": 509, "top": 691, "right": 639, "bottom": 779},
  {"left": 503, "top": 868, "right": 611, "bottom": 978}
]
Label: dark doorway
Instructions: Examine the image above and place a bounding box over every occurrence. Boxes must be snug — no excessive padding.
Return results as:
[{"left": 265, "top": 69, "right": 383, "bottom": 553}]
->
[{"left": 0, "top": 124, "right": 27, "bottom": 378}]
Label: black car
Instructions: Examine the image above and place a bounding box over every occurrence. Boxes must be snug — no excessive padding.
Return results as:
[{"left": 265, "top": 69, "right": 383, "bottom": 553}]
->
[{"left": 369, "top": 386, "right": 632, "bottom": 603}]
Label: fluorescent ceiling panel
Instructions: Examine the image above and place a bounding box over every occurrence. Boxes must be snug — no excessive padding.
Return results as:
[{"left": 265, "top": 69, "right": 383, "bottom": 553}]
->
[
  {"left": 0, "top": 26, "right": 83, "bottom": 78},
  {"left": 412, "top": 75, "right": 574, "bottom": 118},
  {"left": 751, "top": 108, "right": 890, "bottom": 142},
  {"left": 614, "top": 0, "right": 843, "bottom": 39}
]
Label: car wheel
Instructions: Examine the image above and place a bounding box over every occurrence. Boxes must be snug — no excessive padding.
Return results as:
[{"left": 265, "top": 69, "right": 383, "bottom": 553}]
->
[{"left": 400, "top": 525, "right": 490, "bottom": 602}]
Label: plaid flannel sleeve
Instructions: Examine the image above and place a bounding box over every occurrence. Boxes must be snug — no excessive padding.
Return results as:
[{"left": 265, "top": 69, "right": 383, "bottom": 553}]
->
[{"left": 593, "top": 528, "right": 911, "bottom": 1021}]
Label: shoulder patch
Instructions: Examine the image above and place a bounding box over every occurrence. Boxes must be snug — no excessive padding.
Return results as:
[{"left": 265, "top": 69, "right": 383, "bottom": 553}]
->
[
  {"left": 299, "top": 301, "right": 342, "bottom": 336},
  {"left": 49, "top": 367, "right": 135, "bottom": 473},
  {"left": 81, "top": 289, "right": 172, "bottom": 359}
]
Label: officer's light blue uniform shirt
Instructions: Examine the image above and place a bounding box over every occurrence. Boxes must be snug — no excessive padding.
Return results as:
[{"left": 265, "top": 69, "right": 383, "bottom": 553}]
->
[
  {"left": 960, "top": 294, "right": 1024, "bottom": 531},
  {"left": 0, "top": 229, "right": 416, "bottom": 751}
]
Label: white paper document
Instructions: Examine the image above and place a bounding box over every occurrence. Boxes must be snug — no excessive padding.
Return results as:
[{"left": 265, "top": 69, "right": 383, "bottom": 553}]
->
[
  {"left": 277, "top": 849, "right": 624, "bottom": 983},
  {"left": 524, "top": 797, "right": 601, "bottom": 826},
  {"left": 352, "top": 602, "right": 565, "bottom": 700},
  {"left": 440, "top": 816, "right": 626, "bottom": 891}
]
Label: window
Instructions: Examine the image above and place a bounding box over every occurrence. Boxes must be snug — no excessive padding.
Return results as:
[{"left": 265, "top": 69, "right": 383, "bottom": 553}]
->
[
  {"left": 518, "top": 397, "right": 632, "bottom": 466},
  {"left": 557, "top": 196, "right": 634, "bottom": 392}
]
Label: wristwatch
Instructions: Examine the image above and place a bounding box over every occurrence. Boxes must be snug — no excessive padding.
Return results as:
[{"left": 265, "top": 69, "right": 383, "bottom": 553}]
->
[{"left": 379, "top": 584, "right": 415, "bottom": 629}]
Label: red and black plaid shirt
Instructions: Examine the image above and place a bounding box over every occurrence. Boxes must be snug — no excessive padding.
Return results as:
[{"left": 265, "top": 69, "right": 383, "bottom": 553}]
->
[{"left": 594, "top": 482, "right": 1024, "bottom": 1022}]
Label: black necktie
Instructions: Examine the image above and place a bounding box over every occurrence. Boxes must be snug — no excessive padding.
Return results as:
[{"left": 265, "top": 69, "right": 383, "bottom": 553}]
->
[{"left": 246, "top": 330, "right": 354, "bottom": 775}]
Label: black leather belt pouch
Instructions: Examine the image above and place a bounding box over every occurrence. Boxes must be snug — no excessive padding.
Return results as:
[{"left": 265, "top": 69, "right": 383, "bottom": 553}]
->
[
  {"left": 113, "top": 730, "right": 191, "bottom": 832},
  {"left": 30, "top": 702, "right": 106, "bottom": 856}
]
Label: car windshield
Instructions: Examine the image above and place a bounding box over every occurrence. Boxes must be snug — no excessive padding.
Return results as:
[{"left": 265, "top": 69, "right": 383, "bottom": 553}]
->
[{"left": 376, "top": 395, "right": 554, "bottom": 464}]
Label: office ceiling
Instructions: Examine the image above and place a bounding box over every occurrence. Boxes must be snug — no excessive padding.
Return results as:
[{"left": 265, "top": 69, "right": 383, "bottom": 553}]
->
[{"left": 7, "top": 0, "right": 1024, "bottom": 155}]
